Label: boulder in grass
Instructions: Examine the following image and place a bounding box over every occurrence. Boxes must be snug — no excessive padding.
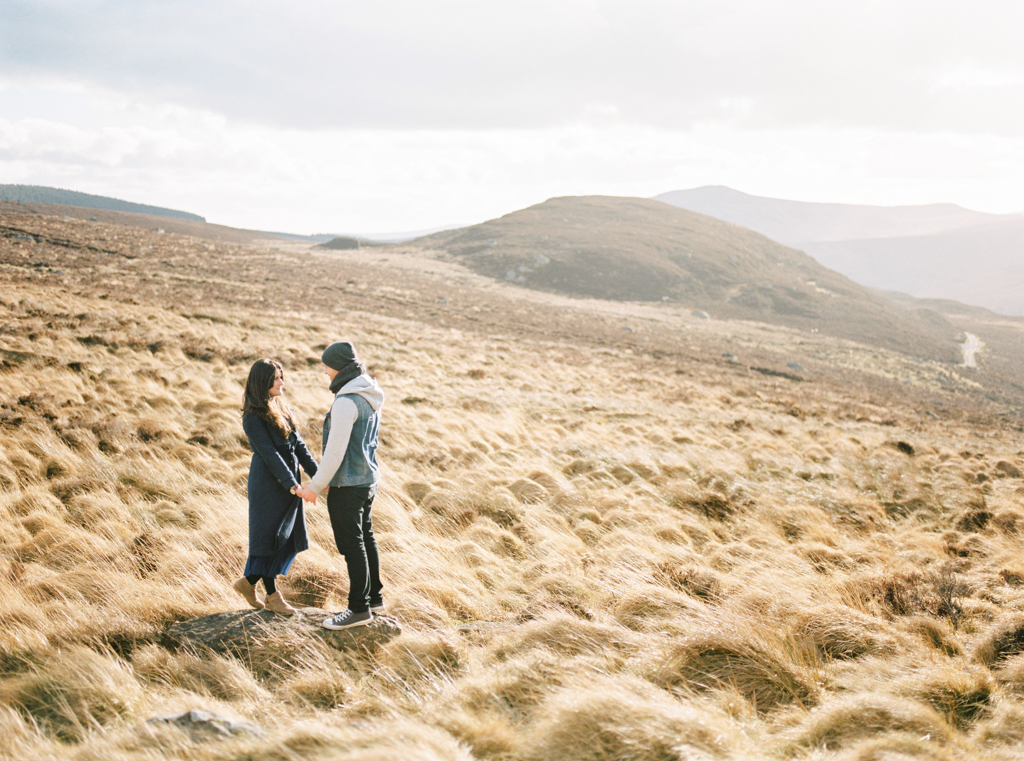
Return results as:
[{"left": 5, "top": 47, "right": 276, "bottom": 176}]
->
[
  {"left": 148, "top": 709, "right": 263, "bottom": 741},
  {"left": 162, "top": 608, "right": 402, "bottom": 659}
]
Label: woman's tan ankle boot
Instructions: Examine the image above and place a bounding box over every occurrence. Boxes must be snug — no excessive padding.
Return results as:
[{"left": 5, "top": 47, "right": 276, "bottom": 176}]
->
[
  {"left": 232, "top": 578, "right": 264, "bottom": 609},
  {"left": 265, "top": 592, "right": 296, "bottom": 615}
]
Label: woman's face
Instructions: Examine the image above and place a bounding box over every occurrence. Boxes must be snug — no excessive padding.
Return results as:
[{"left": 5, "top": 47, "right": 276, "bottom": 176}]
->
[
  {"left": 323, "top": 363, "right": 339, "bottom": 384},
  {"left": 269, "top": 370, "right": 285, "bottom": 398}
]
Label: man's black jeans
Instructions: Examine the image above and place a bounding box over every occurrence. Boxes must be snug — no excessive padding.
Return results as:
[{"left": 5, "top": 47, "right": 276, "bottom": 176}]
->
[{"left": 326, "top": 483, "right": 382, "bottom": 614}]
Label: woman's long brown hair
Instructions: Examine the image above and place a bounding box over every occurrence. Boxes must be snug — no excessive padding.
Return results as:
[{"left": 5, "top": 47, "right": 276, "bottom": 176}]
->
[{"left": 242, "top": 358, "right": 294, "bottom": 436}]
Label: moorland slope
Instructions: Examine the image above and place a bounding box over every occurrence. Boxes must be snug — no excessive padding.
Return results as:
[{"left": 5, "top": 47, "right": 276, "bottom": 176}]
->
[
  {"left": 0, "top": 199, "right": 318, "bottom": 246},
  {"left": 0, "top": 185, "right": 206, "bottom": 222},
  {"left": 3, "top": 207, "right": 1024, "bottom": 760},
  {"left": 407, "top": 195, "right": 962, "bottom": 362}
]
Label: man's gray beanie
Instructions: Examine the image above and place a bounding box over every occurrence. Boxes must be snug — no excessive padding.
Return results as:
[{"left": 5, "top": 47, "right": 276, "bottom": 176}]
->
[{"left": 321, "top": 341, "right": 359, "bottom": 371}]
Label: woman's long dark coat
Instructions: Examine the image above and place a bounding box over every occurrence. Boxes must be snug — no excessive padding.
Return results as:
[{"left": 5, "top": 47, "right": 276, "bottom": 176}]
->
[{"left": 242, "top": 414, "right": 318, "bottom": 557}]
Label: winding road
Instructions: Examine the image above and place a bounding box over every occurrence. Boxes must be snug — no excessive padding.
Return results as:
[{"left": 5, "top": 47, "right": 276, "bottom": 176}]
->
[{"left": 960, "top": 332, "right": 982, "bottom": 368}]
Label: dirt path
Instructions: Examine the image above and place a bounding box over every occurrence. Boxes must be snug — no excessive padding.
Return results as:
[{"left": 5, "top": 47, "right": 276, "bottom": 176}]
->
[{"left": 961, "top": 332, "right": 982, "bottom": 368}]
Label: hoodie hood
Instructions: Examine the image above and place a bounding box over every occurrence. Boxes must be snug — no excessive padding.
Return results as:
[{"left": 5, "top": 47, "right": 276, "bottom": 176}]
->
[{"left": 336, "top": 373, "right": 385, "bottom": 411}]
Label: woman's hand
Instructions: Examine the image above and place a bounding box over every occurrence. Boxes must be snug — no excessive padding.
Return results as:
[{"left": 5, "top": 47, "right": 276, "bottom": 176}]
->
[{"left": 295, "top": 484, "right": 319, "bottom": 503}]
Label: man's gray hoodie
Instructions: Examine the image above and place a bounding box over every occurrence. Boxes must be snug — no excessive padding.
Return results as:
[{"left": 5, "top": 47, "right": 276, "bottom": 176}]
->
[{"left": 308, "top": 374, "right": 385, "bottom": 494}]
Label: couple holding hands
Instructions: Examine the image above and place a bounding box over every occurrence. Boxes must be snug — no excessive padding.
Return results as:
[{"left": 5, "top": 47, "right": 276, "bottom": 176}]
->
[{"left": 234, "top": 341, "right": 385, "bottom": 631}]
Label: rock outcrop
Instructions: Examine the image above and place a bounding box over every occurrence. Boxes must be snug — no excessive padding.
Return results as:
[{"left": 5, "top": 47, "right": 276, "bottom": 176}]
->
[
  {"left": 147, "top": 709, "right": 263, "bottom": 740},
  {"left": 162, "top": 608, "right": 402, "bottom": 658}
]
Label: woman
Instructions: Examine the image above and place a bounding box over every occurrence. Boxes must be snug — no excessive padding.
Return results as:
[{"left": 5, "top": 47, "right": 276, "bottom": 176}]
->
[
  {"left": 234, "top": 358, "right": 318, "bottom": 615},
  {"left": 296, "top": 341, "right": 385, "bottom": 630}
]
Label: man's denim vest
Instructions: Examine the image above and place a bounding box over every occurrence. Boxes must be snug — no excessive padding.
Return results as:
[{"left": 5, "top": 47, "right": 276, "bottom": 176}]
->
[{"left": 322, "top": 392, "right": 380, "bottom": 487}]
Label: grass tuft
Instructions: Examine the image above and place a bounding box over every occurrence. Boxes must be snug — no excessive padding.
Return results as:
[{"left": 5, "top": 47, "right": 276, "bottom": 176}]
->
[
  {"left": 788, "top": 693, "right": 951, "bottom": 753},
  {"left": 490, "top": 613, "right": 635, "bottom": 661},
  {"left": 654, "top": 628, "right": 819, "bottom": 712},
  {"left": 900, "top": 615, "right": 962, "bottom": 657},
  {"left": 381, "top": 632, "right": 466, "bottom": 684},
  {"left": 913, "top": 667, "right": 993, "bottom": 731},
  {"left": 523, "top": 674, "right": 743, "bottom": 761},
  {"left": 3, "top": 646, "right": 145, "bottom": 741},
  {"left": 792, "top": 605, "right": 899, "bottom": 661},
  {"left": 974, "top": 614, "right": 1024, "bottom": 666},
  {"left": 654, "top": 563, "right": 724, "bottom": 601}
]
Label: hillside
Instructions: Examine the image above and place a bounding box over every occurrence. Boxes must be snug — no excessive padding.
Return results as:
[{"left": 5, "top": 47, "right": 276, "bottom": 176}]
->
[
  {"left": 0, "top": 199, "right": 289, "bottom": 245},
  {"left": 882, "top": 293, "right": 1024, "bottom": 405},
  {"left": 317, "top": 235, "right": 378, "bottom": 250},
  {"left": 405, "top": 195, "right": 962, "bottom": 363},
  {"left": 654, "top": 185, "right": 999, "bottom": 245},
  {"left": 4, "top": 206, "right": 1024, "bottom": 760},
  {"left": 0, "top": 184, "right": 206, "bottom": 222},
  {"left": 656, "top": 186, "right": 1024, "bottom": 317},
  {"left": 802, "top": 216, "right": 1024, "bottom": 317}
]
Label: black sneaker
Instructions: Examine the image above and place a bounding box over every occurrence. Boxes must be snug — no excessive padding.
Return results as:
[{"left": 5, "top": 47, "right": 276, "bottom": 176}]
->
[
  {"left": 370, "top": 602, "right": 386, "bottom": 614},
  {"left": 322, "top": 609, "right": 373, "bottom": 630}
]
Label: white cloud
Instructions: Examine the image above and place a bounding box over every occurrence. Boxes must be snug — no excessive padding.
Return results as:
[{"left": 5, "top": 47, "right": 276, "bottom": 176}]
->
[
  {"left": 4, "top": 83, "right": 1024, "bottom": 233},
  {"left": 5, "top": 1, "right": 1024, "bottom": 133}
]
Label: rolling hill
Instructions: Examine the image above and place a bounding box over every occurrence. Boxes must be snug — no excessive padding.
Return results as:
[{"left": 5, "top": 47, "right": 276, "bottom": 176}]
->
[
  {"left": 404, "top": 195, "right": 962, "bottom": 362},
  {"left": 0, "top": 199, "right": 293, "bottom": 245}
]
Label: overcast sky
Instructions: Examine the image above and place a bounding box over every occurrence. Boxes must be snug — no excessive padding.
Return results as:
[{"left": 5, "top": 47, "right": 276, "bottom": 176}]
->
[{"left": 2, "top": 1, "right": 1024, "bottom": 233}]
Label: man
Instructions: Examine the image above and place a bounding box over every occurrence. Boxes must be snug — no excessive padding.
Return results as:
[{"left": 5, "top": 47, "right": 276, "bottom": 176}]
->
[{"left": 297, "top": 341, "right": 386, "bottom": 629}]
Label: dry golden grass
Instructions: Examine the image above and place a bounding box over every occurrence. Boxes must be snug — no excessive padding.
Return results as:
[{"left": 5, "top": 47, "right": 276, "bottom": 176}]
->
[{"left": 4, "top": 213, "right": 1024, "bottom": 759}]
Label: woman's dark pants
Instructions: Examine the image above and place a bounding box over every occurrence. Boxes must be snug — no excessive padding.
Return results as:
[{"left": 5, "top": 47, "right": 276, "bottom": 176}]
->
[{"left": 326, "top": 483, "right": 382, "bottom": 614}]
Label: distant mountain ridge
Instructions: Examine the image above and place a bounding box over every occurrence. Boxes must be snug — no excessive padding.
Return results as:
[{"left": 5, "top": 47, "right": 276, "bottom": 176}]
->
[
  {"left": 655, "top": 186, "right": 1024, "bottom": 316},
  {"left": 654, "top": 186, "right": 1000, "bottom": 245},
  {"left": 801, "top": 215, "right": 1024, "bottom": 317},
  {"left": 0, "top": 184, "right": 205, "bottom": 222}
]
